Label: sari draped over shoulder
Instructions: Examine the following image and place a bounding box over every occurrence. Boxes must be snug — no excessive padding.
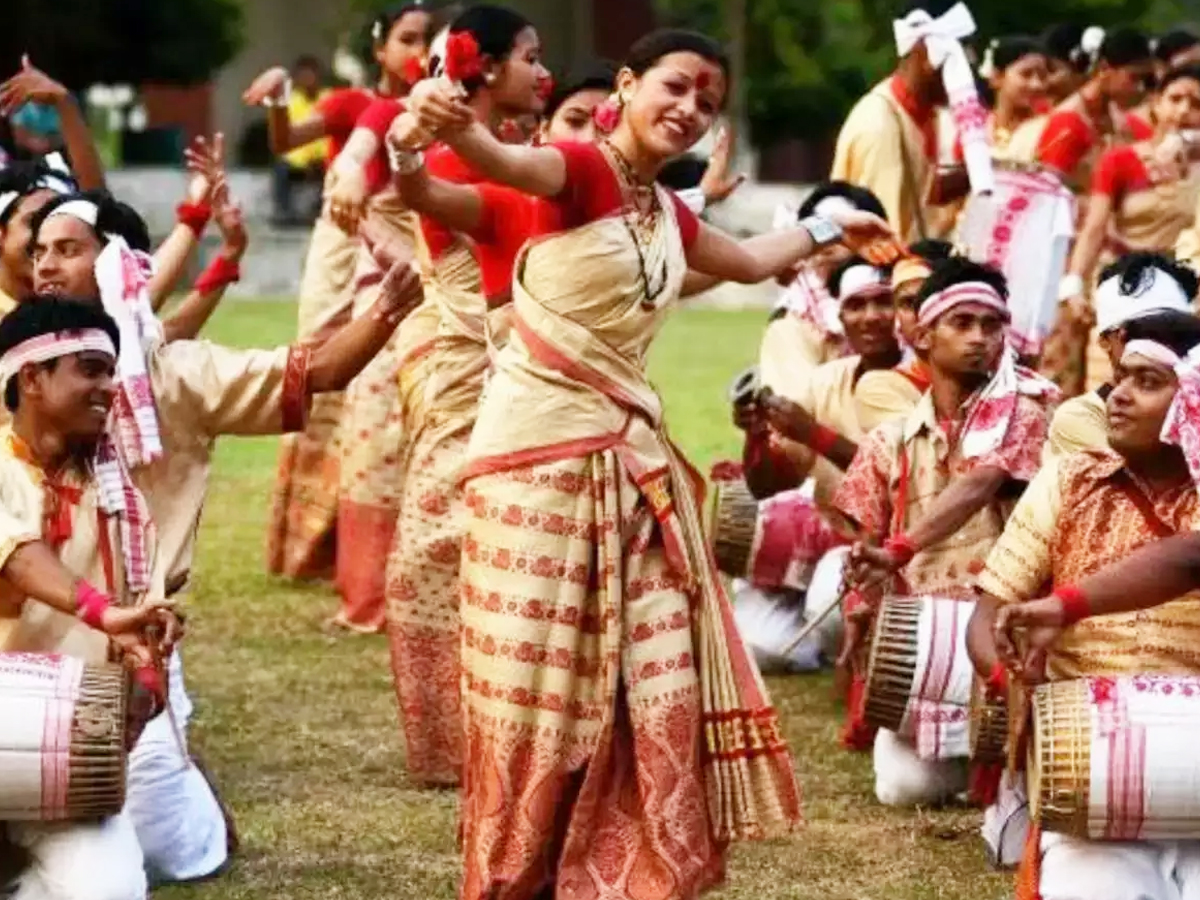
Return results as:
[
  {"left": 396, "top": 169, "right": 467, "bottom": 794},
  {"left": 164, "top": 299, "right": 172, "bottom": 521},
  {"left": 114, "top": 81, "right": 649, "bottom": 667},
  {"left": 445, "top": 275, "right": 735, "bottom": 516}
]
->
[
  {"left": 382, "top": 224, "right": 484, "bottom": 786},
  {"left": 265, "top": 207, "right": 358, "bottom": 581},
  {"left": 458, "top": 192, "right": 800, "bottom": 900},
  {"left": 331, "top": 188, "right": 418, "bottom": 633}
]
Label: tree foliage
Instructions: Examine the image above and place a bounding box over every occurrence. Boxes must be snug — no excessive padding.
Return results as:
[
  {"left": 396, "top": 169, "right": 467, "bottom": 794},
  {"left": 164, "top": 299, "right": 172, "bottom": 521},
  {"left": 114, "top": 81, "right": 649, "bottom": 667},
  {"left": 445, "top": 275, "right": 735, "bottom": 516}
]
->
[
  {"left": 655, "top": 0, "right": 1175, "bottom": 145},
  {"left": 0, "top": 0, "right": 244, "bottom": 88}
]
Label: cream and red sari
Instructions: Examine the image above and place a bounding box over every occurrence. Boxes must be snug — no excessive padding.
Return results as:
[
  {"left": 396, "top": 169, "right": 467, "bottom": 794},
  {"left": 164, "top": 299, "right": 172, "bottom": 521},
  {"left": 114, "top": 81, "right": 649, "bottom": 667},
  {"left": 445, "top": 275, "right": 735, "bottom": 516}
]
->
[
  {"left": 265, "top": 203, "right": 358, "bottom": 580},
  {"left": 329, "top": 188, "right": 422, "bottom": 633},
  {"left": 457, "top": 186, "right": 800, "bottom": 899},
  {"left": 382, "top": 224, "right": 484, "bottom": 786}
]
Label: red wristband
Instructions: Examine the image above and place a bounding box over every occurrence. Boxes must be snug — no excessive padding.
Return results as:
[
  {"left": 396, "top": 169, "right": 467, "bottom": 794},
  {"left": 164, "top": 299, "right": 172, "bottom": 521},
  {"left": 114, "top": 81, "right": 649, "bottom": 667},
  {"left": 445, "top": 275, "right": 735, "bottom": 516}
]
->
[
  {"left": 176, "top": 201, "right": 212, "bottom": 238},
  {"left": 193, "top": 254, "right": 241, "bottom": 294},
  {"left": 808, "top": 423, "right": 840, "bottom": 457},
  {"left": 1056, "top": 583, "right": 1091, "bottom": 626},
  {"left": 884, "top": 533, "right": 919, "bottom": 566},
  {"left": 75, "top": 581, "right": 111, "bottom": 630},
  {"left": 986, "top": 660, "right": 1008, "bottom": 698}
]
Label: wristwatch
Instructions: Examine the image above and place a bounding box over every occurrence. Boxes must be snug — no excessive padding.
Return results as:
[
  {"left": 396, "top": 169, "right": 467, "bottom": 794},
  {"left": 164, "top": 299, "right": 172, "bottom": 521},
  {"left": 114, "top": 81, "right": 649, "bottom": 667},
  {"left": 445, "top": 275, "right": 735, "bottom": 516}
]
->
[{"left": 799, "top": 214, "right": 843, "bottom": 248}]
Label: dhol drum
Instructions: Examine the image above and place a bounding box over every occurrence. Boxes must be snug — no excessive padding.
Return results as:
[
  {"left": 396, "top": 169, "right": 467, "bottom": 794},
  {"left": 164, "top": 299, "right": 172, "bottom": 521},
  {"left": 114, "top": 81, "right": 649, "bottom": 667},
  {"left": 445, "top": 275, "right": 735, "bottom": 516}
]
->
[
  {"left": 0, "top": 653, "right": 130, "bottom": 821},
  {"left": 709, "top": 475, "right": 758, "bottom": 580},
  {"left": 970, "top": 677, "right": 1009, "bottom": 766},
  {"left": 957, "top": 161, "right": 1075, "bottom": 360},
  {"left": 864, "top": 595, "right": 977, "bottom": 760},
  {"left": 1031, "top": 674, "right": 1200, "bottom": 840}
]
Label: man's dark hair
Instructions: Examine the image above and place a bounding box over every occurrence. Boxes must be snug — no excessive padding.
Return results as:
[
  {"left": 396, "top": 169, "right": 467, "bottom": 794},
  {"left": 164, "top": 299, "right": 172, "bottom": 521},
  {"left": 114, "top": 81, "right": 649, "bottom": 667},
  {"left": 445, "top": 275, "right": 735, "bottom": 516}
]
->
[
  {"left": 1155, "top": 28, "right": 1200, "bottom": 64},
  {"left": 0, "top": 296, "right": 120, "bottom": 411},
  {"left": 799, "top": 180, "right": 887, "bottom": 221},
  {"left": 915, "top": 256, "right": 1008, "bottom": 314},
  {"left": 1099, "top": 251, "right": 1199, "bottom": 302},
  {"left": 28, "top": 191, "right": 151, "bottom": 256},
  {"left": 1121, "top": 310, "right": 1200, "bottom": 358},
  {"left": 906, "top": 238, "right": 955, "bottom": 264},
  {"left": 657, "top": 156, "right": 707, "bottom": 192}
]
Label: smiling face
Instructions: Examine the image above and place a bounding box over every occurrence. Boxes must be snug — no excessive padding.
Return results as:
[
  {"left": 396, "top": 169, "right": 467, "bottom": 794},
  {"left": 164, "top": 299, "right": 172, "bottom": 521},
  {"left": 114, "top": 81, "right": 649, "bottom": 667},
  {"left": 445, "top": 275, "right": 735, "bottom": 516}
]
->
[
  {"left": 376, "top": 10, "right": 431, "bottom": 83},
  {"left": 992, "top": 53, "right": 1049, "bottom": 116},
  {"left": 839, "top": 287, "right": 898, "bottom": 359},
  {"left": 1154, "top": 75, "right": 1200, "bottom": 131},
  {"left": 20, "top": 349, "right": 116, "bottom": 443},
  {"left": 1107, "top": 354, "right": 1177, "bottom": 454},
  {"left": 31, "top": 214, "right": 103, "bottom": 299},
  {"left": 490, "top": 27, "right": 550, "bottom": 117},
  {"left": 1, "top": 189, "right": 55, "bottom": 295},
  {"left": 618, "top": 51, "right": 725, "bottom": 160}
]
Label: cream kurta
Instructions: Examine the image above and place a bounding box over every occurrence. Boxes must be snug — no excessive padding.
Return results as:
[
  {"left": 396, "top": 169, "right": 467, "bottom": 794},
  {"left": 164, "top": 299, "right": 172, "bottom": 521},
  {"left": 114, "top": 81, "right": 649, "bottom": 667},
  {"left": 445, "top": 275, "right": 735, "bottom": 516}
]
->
[
  {"left": 133, "top": 338, "right": 309, "bottom": 593},
  {"left": 831, "top": 80, "right": 954, "bottom": 243},
  {"left": 0, "top": 429, "right": 163, "bottom": 661},
  {"left": 1042, "top": 389, "right": 1108, "bottom": 465},
  {"left": 758, "top": 312, "right": 842, "bottom": 399}
]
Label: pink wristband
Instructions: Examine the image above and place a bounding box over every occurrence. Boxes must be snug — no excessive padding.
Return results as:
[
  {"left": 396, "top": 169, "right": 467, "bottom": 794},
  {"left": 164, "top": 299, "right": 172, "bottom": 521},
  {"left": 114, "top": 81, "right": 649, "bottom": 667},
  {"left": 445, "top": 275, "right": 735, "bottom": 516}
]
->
[
  {"left": 1056, "top": 584, "right": 1091, "bottom": 626},
  {"left": 884, "top": 533, "right": 919, "bottom": 566},
  {"left": 75, "top": 581, "right": 111, "bottom": 630}
]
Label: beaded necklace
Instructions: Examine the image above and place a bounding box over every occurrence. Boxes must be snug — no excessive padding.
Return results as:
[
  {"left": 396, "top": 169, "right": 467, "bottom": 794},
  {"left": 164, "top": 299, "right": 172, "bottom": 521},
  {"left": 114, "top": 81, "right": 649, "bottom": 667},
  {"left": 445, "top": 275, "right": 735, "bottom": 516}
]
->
[{"left": 603, "top": 140, "right": 668, "bottom": 310}]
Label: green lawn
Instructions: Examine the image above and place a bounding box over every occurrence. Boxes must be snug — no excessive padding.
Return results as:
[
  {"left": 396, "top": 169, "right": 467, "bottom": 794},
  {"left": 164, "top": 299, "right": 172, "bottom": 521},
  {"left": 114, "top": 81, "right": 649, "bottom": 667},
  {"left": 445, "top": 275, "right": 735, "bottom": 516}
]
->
[{"left": 159, "top": 302, "right": 1008, "bottom": 900}]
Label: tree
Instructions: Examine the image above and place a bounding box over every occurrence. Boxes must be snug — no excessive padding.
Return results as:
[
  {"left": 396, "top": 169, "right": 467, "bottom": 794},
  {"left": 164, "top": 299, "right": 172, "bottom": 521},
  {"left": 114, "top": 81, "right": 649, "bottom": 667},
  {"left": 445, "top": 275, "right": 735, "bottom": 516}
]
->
[
  {"left": 655, "top": 0, "right": 1180, "bottom": 146},
  {"left": 0, "top": 0, "right": 244, "bottom": 88}
]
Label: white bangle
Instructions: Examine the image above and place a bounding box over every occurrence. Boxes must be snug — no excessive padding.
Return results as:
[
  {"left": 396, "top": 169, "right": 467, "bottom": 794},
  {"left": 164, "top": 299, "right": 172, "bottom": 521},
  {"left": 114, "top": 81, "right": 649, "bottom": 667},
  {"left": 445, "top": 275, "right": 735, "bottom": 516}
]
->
[
  {"left": 262, "top": 78, "right": 293, "bottom": 109},
  {"left": 1058, "top": 273, "right": 1085, "bottom": 301},
  {"left": 388, "top": 143, "right": 424, "bottom": 176}
]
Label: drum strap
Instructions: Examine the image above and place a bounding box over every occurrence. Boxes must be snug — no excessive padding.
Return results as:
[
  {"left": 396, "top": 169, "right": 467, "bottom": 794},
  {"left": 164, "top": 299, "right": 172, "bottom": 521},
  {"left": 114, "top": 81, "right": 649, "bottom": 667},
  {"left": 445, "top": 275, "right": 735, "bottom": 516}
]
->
[{"left": 1113, "top": 471, "right": 1177, "bottom": 539}]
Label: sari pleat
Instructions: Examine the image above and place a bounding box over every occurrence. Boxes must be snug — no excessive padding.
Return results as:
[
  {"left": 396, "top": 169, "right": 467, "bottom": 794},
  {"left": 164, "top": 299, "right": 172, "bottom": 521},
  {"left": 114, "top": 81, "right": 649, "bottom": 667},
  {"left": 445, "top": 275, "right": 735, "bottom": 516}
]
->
[
  {"left": 266, "top": 213, "right": 357, "bottom": 579},
  {"left": 384, "top": 234, "right": 484, "bottom": 785},
  {"left": 333, "top": 191, "right": 419, "bottom": 632},
  {"left": 458, "top": 197, "right": 800, "bottom": 900}
]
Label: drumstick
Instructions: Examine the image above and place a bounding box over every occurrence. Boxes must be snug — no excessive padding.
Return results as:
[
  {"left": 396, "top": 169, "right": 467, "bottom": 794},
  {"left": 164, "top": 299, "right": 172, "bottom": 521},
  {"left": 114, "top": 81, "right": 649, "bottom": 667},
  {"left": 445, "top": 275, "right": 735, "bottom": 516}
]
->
[
  {"left": 146, "top": 621, "right": 191, "bottom": 772},
  {"left": 776, "top": 587, "right": 845, "bottom": 657}
]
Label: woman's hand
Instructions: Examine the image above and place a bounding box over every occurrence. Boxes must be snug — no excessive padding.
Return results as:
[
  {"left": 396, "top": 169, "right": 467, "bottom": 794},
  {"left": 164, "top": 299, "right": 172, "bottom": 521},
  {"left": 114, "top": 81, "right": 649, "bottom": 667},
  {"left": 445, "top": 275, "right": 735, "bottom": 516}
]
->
[
  {"left": 327, "top": 166, "right": 368, "bottom": 234},
  {"left": 699, "top": 127, "right": 745, "bottom": 206},
  {"left": 242, "top": 66, "right": 290, "bottom": 107},
  {"left": 406, "top": 78, "right": 474, "bottom": 136},
  {"left": 0, "top": 56, "right": 69, "bottom": 115},
  {"left": 826, "top": 209, "right": 903, "bottom": 266},
  {"left": 386, "top": 111, "right": 434, "bottom": 154}
]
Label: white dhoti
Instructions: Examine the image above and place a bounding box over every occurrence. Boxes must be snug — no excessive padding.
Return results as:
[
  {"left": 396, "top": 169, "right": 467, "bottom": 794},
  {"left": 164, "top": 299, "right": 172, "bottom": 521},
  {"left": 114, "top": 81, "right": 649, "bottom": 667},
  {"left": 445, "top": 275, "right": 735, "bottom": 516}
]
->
[
  {"left": 872, "top": 728, "right": 967, "bottom": 808},
  {"left": 1039, "top": 833, "right": 1200, "bottom": 900},
  {"left": 8, "top": 814, "right": 146, "bottom": 900},
  {"left": 125, "top": 653, "right": 228, "bottom": 884},
  {"left": 981, "top": 772, "right": 1029, "bottom": 869}
]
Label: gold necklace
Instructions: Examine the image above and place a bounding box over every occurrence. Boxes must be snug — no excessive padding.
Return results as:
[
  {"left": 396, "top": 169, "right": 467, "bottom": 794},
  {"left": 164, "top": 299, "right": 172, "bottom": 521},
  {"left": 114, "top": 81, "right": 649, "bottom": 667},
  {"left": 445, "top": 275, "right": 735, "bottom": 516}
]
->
[{"left": 602, "top": 140, "right": 666, "bottom": 309}]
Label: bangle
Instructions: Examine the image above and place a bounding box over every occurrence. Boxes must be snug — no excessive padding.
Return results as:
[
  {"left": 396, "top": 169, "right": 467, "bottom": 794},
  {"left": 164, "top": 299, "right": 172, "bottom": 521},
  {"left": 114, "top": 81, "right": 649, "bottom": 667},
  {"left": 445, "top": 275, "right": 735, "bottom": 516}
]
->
[
  {"left": 75, "top": 581, "right": 111, "bottom": 630},
  {"left": 807, "top": 423, "right": 840, "bottom": 456},
  {"left": 193, "top": 254, "right": 241, "bottom": 295},
  {"left": 986, "top": 660, "right": 1008, "bottom": 697},
  {"left": 261, "top": 77, "right": 293, "bottom": 109},
  {"left": 1055, "top": 583, "right": 1091, "bottom": 626},
  {"left": 883, "top": 533, "right": 919, "bottom": 566},
  {"left": 176, "top": 201, "right": 212, "bottom": 238},
  {"left": 387, "top": 143, "right": 425, "bottom": 176}
]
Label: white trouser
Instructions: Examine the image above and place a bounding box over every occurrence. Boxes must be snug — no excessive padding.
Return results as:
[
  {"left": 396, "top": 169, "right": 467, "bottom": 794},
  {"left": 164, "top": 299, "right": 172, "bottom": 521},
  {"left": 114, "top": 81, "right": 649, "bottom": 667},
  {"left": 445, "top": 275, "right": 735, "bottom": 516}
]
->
[
  {"left": 8, "top": 814, "right": 146, "bottom": 900},
  {"left": 1040, "top": 833, "right": 1200, "bottom": 900},
  {"left": 872, "top": 728, "right": 967, "bottom": 807},
  {"left": 981, "top": 772, "right": 1029, "bottom": 869},
  {"left": 125, "top": 652, "right": 228, "bottom": 884}
]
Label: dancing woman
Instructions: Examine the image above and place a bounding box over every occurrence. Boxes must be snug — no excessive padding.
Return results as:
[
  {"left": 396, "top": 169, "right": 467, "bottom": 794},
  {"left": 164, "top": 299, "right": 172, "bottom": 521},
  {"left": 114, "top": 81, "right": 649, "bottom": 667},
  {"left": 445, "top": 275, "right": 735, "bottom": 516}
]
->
[
  {"left": 405, "top": 27, "right": 894, "bottom": 898},
  {"left": 253, "top": 4, "right": 431, "bottom": 586},
  {"left": 1063, "top": 65, "right": 1200, "bottom": 391},
  {"left": 382, "top": 3, "right": 549, "bottom": 786},
  {"left": 976, "top": 36, "right": 1049, "bottom": 156}
]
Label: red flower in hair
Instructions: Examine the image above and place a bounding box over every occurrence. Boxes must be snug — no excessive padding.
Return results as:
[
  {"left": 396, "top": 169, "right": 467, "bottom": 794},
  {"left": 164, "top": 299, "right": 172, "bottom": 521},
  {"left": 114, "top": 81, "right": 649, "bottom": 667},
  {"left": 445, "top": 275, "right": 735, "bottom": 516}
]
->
[
  {"left": 402, "top": 56, "right": 425, "bottom": 85},
  {"left": 536, "top": 73, "right": 554, "bottom": 103},
  {"left": 445, "top": 32, "right": 484, "bottom": 83},
  {"left": 592, "top": 96, "right": 621, "bottom": 134}
]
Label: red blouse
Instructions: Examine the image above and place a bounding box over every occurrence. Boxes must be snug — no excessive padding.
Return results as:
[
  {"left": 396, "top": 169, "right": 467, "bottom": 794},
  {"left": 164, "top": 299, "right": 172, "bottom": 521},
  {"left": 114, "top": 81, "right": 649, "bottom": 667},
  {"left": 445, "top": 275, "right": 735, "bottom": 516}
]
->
[
  {"left": 355, "top": 98, "right": 405, "bottom": 195},
  {"left": 317, "top": 88, "right": 374, "bottom": 160},
  {"left": 1037, "top": 108, "right": 1154, "bottom": 180},
  {"left": 1090, "top": 144, "right": 1151, "bottom": 200},
  {"left": 420, "top": 144, "right": 484, "bottom": 260}
]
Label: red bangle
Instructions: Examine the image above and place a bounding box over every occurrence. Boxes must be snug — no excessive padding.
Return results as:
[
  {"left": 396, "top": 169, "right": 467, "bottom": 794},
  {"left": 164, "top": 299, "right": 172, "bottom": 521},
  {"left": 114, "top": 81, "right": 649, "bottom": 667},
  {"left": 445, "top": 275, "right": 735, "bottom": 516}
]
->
[
  {"left": 193, "top": 254, "right": 241, "bottom": 294},
  {"left": 176, "top": 201, "right": 212, "bottom": 238},
  {"left": 884, "top": 533, "right": 919, "bottom": 566},
  {"left": 808, "top": 423, "right": 840, "bottom": 456},
  {"left": 1056, "top": 583, "right": 1091, "bottom": 626},
  {"left": 987, "top": 660, "right": 1008, "bottom": 697},
  {"left": 75, "top": 581, "right": 111, "bottom": 630}
]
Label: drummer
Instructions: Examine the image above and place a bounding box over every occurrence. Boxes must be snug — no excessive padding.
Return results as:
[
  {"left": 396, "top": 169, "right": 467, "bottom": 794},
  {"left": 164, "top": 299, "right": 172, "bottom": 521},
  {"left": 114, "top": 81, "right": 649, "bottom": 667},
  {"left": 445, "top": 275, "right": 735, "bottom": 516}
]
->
[
  {"left": 831, "top": 0, "right": 973, "bottom": 243},
  {"left": 760, "top": 180, "right": 888, "bottom": 400},
  {"left": 972, "top": 316, "right": 1200, "bottom": 900},
  {"left": 0, "top": 297, "right": 180, "bottom": 900},
  {"left": 833, "top": 257, "right": 1053, "bottom": 806},
  {"left": 1044, "top": 254, "right": 1195, "bottom": 463}
]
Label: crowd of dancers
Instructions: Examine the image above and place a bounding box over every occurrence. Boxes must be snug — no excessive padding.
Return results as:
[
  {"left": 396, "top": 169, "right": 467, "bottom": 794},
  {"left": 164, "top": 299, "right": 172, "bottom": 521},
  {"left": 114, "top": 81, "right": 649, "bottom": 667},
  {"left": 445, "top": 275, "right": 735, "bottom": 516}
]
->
[{"left": 2, "top": 1, "right": 1200, "bottom": 899}]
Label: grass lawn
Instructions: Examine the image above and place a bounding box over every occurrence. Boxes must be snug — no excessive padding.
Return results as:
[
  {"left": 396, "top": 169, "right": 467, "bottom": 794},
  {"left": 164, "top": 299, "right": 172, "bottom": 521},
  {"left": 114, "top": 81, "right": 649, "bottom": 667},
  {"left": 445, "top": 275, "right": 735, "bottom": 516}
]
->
[{"left": 159, "top": 302, "right": 1009, "bottom": 900}]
